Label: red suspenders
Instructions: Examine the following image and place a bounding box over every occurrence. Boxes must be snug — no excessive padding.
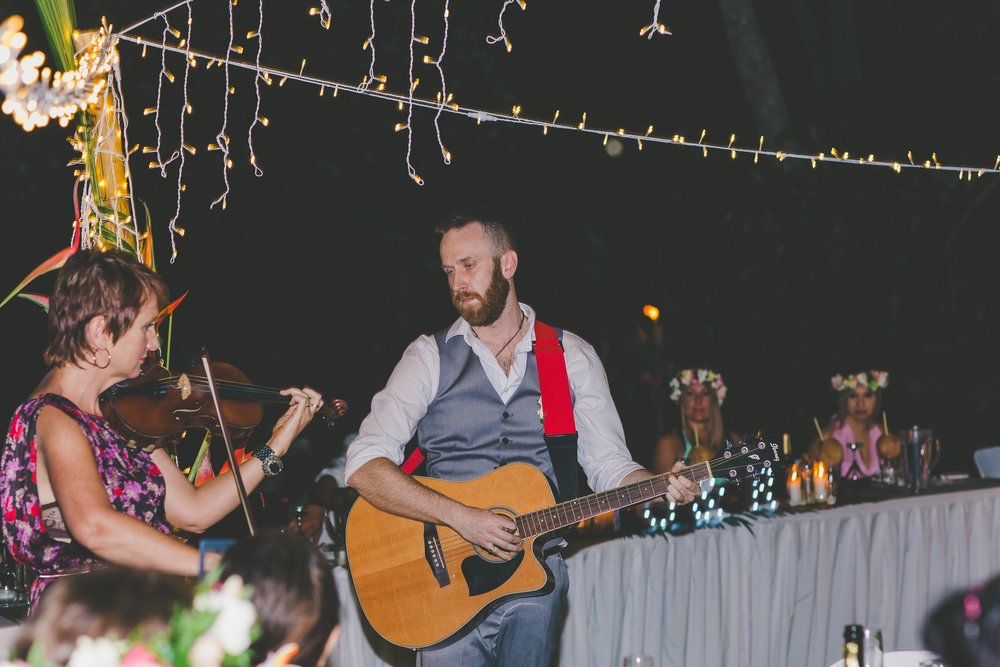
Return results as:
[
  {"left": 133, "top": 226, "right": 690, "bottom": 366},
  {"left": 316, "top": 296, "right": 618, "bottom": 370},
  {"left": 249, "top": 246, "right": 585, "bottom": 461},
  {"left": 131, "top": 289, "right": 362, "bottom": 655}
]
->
[{"left": 400, "top": 319, "right": 579, "bottom": 499}]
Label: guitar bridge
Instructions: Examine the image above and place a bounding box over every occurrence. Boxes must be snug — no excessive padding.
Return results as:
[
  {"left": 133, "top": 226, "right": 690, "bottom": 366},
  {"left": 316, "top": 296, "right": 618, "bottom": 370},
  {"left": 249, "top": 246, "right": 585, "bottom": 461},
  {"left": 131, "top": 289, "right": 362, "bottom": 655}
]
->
[{"left": 423, "top": 523, "right": 450, "bottom": 588}]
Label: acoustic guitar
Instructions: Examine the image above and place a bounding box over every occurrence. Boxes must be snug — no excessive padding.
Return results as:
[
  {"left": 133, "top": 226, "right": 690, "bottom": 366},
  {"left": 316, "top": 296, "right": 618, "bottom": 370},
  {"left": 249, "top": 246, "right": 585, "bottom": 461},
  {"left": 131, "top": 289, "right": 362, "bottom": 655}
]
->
[{"left": 345, "top": 437, "right": 783, "bottom": 649}]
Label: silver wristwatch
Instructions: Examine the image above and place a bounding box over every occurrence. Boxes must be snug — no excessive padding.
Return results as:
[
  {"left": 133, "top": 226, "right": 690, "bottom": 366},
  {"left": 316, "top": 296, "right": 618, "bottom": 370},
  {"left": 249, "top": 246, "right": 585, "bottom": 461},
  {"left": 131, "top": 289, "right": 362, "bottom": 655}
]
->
[{"left": 253, "top": 444, "right": 283, "bottom": 477}]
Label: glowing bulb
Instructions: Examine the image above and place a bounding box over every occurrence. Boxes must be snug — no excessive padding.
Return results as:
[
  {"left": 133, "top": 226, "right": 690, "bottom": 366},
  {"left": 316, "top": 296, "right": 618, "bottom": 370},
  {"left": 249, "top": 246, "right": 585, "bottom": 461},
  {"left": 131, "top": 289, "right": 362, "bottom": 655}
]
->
[{"left": 642, "top": 305, "right": 660, "bottom": 321}]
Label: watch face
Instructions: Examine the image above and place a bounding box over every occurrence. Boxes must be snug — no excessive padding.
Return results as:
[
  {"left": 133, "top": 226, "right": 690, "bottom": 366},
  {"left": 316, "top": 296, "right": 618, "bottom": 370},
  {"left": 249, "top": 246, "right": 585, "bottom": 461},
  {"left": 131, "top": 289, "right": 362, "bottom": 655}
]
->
[{"left": 267, "top": 458, "right": 283, "bottom": 475}]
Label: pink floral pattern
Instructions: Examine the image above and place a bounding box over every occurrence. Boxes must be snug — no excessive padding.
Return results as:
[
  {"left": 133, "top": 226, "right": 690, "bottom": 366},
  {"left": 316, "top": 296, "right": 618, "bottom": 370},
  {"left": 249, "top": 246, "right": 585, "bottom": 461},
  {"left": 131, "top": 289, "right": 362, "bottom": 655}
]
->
[{"left": 0, "top": 394, "right": 172, "bottom": 609}]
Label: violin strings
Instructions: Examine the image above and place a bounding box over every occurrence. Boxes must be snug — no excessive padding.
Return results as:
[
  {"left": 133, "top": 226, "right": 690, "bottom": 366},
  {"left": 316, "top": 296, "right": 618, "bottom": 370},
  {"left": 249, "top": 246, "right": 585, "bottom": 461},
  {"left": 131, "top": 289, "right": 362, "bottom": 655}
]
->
[
  {"left": 146, "top": 376, "right": 337, "bottom": 415},
  {"left": 148, "top": 376, "right": 286, "bottom": 400}
]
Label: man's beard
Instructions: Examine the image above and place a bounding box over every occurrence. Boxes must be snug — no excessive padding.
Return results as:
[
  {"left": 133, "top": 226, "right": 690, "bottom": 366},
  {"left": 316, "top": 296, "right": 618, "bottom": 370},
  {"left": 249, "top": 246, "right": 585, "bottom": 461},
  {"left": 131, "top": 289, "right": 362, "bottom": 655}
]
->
[{"left": 452, "top": 257, "right": 510, "bottom": 327}]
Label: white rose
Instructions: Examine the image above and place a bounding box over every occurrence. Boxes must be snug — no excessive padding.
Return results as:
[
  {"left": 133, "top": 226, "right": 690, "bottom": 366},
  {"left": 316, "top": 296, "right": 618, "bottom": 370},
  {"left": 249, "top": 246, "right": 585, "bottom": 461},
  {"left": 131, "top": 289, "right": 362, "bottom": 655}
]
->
[
  {"left": 194, "top": 576, "right": 258, "bottom": 656},
  {"left": 188, "top": 636, "right": 225, "bottom": 667},
  {"left": 67, "top": 636, "right": 123, "bottom": 667}
]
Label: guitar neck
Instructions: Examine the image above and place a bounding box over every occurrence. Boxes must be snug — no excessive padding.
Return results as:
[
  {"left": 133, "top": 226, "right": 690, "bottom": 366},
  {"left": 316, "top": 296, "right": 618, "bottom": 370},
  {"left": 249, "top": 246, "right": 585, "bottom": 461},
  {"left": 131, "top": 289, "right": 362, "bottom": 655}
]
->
[{"left": 514, "top": 462, "right": 711, "bottom": 538}]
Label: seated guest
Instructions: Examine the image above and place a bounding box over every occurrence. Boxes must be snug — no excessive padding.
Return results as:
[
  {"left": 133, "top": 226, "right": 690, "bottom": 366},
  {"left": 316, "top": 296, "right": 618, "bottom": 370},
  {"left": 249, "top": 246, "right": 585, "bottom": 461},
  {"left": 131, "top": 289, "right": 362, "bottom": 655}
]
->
[
  {"left": 220, "top": 530, "right": 340, "bottom": 667},
  {"left": 807, "top": 370, "right": 889, "bottom": 478},
  {"left": 923, "top": 574, "right": 1000, "bottom": 667},
  {"left": 10, "top": 566, "right": 193, "bottom": 664},
  {"left": 653, "top": 368, "right": 738, "bottom": 472}
]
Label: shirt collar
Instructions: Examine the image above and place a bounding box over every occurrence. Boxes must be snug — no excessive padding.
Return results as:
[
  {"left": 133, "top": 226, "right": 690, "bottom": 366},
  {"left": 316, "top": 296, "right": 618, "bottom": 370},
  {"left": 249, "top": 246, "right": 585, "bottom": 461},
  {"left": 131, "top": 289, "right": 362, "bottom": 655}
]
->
[{"left": 445, "top": 302, "right": 537, "bottom": 345}]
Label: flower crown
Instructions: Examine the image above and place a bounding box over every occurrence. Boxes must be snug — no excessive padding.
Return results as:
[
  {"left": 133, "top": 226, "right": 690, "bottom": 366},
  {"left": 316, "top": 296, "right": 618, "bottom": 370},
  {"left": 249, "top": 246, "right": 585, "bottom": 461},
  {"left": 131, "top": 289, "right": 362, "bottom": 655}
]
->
[
  {"left": 1, "top": 573, "right": 299, "bottom": 667},
  {"left": 669, "top": 368, "right": 727, "bottom": 405},
  {"left": 830, "top": 370, "right": 889, "bottom": 393}
]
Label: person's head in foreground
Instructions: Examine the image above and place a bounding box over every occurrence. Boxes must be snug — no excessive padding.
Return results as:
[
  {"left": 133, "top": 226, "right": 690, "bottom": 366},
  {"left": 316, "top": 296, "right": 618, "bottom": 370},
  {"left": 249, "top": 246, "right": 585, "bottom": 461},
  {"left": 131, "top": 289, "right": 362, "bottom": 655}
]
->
[
  {"left": 923, "top": 574, "right": 1000, "bottom": 667},
  {"left": 220, "top": 530, "right": 340, "bottom": 667},
  {"left": 12, "top": 566, "right": 193, "bottom": 665}
]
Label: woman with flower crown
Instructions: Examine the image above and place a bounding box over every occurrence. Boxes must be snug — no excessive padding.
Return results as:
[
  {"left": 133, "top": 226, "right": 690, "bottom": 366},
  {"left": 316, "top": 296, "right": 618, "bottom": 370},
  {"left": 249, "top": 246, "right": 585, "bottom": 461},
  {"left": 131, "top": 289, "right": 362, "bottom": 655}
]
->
[
  {"left": 806, "top": 370, "right": 889, "bottom": 478},
  {"left": 0, "top": 249, "right": 324, "bottom": 611},
  {"left": 652, "top": 368, "right": 740, "bottom": 472}
]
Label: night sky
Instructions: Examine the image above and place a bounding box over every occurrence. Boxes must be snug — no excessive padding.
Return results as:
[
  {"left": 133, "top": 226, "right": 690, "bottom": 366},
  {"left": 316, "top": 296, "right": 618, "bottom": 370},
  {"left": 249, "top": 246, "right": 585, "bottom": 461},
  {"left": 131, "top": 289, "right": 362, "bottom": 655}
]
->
[{"left": 2, "top": 0, "right": 999, "bottom": 480}]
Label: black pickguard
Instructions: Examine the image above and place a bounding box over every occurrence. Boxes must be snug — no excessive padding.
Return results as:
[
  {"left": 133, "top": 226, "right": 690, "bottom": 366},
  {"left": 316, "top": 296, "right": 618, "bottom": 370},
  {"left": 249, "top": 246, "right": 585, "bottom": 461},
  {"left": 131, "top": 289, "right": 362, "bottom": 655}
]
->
[{"left": 460, "top": 551, "right": 525, "bottom": 596}]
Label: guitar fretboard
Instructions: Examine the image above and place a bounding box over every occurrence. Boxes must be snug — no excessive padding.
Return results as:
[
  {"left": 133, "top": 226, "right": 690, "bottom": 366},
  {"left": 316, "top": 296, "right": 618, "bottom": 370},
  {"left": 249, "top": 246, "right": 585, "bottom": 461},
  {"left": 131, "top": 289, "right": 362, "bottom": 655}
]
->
[{"left": 514, "top": 462, "right": 711, "bottom": 538}]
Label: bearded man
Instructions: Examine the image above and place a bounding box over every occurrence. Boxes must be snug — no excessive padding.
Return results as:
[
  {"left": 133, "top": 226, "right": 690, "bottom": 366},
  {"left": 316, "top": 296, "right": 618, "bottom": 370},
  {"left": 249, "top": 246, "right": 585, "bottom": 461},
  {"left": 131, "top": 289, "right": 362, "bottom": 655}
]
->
[{"left": 345, "top": 209, "right": 698, "bottom": 666}]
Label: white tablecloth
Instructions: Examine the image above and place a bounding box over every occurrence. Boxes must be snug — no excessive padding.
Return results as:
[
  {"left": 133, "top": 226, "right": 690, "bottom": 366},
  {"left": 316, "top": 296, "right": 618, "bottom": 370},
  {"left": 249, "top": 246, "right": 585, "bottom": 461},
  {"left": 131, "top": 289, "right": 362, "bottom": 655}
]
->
[
  {"left": 559, "top": 485, "right": 1000, "bottom": 667},
  {"left": 329, "top": 485, "right": 1000, "bottom": 667}
]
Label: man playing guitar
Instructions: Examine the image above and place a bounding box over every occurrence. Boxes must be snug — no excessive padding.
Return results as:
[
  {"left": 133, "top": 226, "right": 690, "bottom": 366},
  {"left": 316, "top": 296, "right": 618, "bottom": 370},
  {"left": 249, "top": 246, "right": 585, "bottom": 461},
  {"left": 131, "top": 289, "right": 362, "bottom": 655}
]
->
[{"left": 345, "top": 208, "right": 699, "bottom": 666}]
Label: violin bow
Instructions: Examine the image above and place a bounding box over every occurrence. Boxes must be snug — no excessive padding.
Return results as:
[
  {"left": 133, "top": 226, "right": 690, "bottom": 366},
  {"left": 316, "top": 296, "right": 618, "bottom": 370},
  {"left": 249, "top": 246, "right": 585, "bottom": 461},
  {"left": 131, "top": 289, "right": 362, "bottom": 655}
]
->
[{"left": 200, "top": 347, "right": 258, "bottom": 537}]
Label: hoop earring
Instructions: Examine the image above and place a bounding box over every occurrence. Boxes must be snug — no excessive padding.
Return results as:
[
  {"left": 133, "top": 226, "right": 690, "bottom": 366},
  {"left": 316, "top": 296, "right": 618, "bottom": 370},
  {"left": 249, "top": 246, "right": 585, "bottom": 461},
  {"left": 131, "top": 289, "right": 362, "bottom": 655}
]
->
[{"left": 91, "top": 348, "right": 111, "bottom": 369}]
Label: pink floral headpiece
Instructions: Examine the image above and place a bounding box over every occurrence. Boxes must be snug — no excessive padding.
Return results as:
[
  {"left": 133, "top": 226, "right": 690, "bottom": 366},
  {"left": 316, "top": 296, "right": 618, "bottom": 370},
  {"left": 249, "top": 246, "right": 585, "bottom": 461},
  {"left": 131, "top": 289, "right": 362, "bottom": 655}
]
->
[
  {"left": 670, "top": 368, "right": 727, "bottom": 405},
  {"left": 830, "top": 370, "right": 889, "bottom": 393}
]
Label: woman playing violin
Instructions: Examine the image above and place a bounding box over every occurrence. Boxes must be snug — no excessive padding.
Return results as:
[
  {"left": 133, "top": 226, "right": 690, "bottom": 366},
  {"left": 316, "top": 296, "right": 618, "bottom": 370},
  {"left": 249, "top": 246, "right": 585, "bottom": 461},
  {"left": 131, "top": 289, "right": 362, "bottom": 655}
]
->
[{"left": 0, "top": 248, "right": 323, "bottom": 610}]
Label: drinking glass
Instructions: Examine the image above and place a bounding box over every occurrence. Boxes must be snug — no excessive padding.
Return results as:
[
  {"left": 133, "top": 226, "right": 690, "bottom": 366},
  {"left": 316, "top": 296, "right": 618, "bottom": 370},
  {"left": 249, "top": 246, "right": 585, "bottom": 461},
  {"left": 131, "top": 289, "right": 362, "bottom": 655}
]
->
[{"left": 622, "top": 656, "right": 654, "bottom": 667}]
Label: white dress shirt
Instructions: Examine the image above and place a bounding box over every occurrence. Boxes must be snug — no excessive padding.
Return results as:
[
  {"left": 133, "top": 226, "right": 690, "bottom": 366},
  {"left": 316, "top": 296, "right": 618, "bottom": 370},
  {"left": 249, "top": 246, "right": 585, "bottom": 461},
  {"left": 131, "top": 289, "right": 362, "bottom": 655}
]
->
[{"left": 345, "top": 303, "right": 644, "bottom": 493}]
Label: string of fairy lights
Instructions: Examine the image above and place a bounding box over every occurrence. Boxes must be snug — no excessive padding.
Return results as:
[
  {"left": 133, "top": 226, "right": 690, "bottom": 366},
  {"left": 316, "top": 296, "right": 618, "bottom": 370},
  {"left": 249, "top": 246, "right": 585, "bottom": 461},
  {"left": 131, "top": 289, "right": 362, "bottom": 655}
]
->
[
  {"left": 486, "top": 0, "right": 525, "bottom": 53},
  {"left": 3, "top": 0, "right": 1000, "bottom": 260},
  {"left": 640, "top": 0, "right": 671, "bottom": 39},
  {"left": 0, "top": 15, "right": 116, "bottom": 130},
  {"left": 115, "top": 13, "right": 1000, "bottom": 180}
]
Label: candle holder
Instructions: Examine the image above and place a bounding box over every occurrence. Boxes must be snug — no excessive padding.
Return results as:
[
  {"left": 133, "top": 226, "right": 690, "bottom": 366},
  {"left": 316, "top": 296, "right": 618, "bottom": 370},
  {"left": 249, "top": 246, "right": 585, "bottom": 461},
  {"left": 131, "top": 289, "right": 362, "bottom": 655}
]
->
[
  {"left": 825, "top": 467, "right": 838, "bottom": 505},
  {"left": 801, "top": 460, "right": 814, "bottom": 504},
  {"left": 812, "top": 460, "right": 829, "bottom": 504}
]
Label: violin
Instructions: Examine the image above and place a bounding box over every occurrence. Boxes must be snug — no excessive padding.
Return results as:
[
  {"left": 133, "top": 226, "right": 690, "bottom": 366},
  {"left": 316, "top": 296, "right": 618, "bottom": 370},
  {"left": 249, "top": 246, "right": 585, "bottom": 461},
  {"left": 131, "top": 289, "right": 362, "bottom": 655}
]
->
[{"left": 99, "top": 357, "right": 348, "bottom": 451}]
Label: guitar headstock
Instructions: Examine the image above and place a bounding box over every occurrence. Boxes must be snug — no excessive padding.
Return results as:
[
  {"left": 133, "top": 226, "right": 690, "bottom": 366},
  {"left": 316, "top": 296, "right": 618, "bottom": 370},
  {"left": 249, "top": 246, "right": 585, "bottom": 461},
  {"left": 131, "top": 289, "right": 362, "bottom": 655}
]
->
[{"left": 708, "top": 436, "right": 784, "bottom": 482}]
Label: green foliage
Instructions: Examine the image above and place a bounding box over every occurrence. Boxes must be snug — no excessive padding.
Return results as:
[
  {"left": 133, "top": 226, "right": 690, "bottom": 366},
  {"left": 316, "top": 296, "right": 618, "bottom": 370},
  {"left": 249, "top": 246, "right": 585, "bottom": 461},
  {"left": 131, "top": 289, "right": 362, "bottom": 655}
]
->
[{"left": 33, "top": 0, "right": 77, "bottom": 71}]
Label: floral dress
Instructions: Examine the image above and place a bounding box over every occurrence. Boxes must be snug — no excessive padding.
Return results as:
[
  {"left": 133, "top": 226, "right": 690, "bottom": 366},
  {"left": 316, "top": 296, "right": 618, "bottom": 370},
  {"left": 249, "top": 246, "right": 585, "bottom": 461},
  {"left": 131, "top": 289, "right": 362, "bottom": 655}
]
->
[{"left": 0, "top": 394, "right": 173, "bottom": 609}]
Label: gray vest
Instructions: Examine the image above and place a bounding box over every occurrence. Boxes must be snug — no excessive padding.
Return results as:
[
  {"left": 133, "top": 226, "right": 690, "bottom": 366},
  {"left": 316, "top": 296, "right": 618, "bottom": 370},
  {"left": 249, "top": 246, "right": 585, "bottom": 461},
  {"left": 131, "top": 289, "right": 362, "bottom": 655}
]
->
[{"left": 416, "top": 327, "right": 566, "bottom": 495}]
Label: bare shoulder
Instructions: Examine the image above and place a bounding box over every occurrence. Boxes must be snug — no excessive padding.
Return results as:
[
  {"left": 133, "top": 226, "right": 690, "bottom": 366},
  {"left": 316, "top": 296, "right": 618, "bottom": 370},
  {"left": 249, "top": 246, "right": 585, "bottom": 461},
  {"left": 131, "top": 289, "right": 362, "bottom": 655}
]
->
[{"left": 34, "top": 405, "right": 95, "bottom": 463}]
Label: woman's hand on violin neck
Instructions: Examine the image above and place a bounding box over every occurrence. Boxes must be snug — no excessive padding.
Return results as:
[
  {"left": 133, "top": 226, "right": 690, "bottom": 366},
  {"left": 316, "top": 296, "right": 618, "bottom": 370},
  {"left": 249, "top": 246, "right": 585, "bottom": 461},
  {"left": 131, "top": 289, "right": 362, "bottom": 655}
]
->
[{"left": 268, "top": 386, "right": 324, "bottom": 455}]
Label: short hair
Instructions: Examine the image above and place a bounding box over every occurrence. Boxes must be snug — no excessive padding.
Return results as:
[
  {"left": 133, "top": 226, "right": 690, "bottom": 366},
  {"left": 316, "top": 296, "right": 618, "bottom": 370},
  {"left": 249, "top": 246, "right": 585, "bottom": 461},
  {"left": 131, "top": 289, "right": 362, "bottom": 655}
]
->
[
  {"left": 434, "top": 206, "right": 517, "bottom": 255},
  {"left": 43, "top": 248, "right": 169, "bottom": 368},
  {"left": 14, "top": 567, "right": 193, "bottom": 665},
  {"left": 220, "top": 531, "right": 339, "bottom": 667}
]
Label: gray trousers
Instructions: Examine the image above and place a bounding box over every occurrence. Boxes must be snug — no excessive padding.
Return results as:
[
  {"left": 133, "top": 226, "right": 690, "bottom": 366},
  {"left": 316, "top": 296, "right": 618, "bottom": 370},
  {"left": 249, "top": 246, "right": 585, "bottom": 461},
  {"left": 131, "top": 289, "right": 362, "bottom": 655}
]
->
[{"left": 416, "top": 553, "right": 569, "bottom": 667}]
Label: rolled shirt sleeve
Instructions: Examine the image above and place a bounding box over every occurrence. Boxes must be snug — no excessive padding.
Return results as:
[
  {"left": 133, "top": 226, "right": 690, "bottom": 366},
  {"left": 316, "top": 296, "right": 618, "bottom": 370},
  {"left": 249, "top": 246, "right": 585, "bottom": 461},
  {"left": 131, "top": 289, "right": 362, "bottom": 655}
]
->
[
  {"left": 344, "top": 336, "right": 440, "bottom": 484},
  {"left": 563, "top": 331, "right": 645, "bottom": 493}
]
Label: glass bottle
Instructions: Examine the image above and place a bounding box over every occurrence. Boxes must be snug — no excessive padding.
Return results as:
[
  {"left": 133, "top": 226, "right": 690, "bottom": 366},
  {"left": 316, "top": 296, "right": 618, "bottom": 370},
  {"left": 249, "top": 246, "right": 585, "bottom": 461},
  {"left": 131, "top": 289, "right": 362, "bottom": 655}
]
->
[
  {"left": 843, "top": 624, "right": 864, "bottom": 667},
  {"left": 863, "top": 627, "right": 883, "bottom": 667}
]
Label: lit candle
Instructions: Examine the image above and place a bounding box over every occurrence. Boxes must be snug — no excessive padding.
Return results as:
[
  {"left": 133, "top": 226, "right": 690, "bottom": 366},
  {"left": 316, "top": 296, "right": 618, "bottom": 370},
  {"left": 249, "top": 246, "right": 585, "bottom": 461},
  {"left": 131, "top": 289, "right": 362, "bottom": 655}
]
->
[
  {"left": 786, "top": 464, "right": 803, "bottom": 506},
  {"left": 813, "top": 460, "right": 828, "bottom": 503}
]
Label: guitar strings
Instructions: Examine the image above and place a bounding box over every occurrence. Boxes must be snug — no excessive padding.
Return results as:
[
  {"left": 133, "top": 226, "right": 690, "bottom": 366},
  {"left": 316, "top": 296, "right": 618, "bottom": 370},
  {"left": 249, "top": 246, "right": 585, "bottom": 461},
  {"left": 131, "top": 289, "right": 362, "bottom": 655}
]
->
[
  {"left": 432, "top": 470, "right": 697, "bottom": 550},
  {"left": 432, "top": 449, "right": 774, "bottom": 551}
]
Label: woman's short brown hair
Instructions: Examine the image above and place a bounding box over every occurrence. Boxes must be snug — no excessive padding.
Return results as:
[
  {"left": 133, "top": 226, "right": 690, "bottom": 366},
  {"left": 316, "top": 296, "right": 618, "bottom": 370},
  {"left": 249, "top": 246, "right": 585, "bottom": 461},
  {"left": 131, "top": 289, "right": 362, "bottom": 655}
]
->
[{"left": 43, "top": 248, "right": 169, "bottom": 368}]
